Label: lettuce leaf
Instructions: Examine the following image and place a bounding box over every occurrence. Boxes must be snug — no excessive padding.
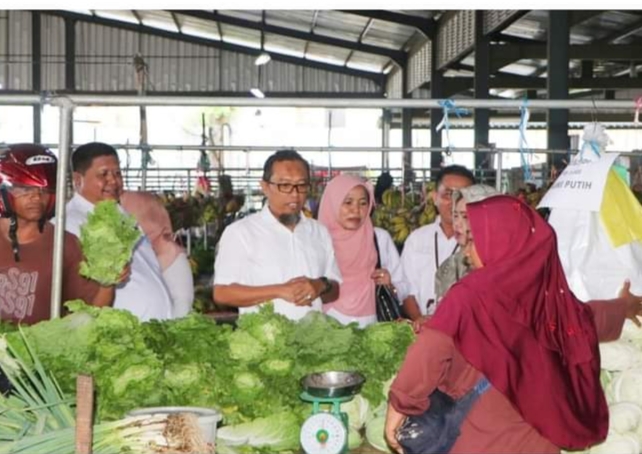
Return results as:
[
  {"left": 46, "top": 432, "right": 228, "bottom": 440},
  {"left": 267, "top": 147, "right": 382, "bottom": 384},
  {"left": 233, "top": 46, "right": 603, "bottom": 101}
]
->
[{"left": 79, "top": 200, "right": 142, "bottom": 285}]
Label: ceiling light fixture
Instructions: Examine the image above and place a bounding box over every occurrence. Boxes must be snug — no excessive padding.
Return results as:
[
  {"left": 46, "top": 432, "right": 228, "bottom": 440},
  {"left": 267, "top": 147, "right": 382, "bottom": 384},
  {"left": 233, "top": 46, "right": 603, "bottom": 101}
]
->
[
  {"left": 255, "top": 51, "right": 271, "bottom": 66},
  {"left": 250, "top": 88, "right": 265, "bottom": 98}
]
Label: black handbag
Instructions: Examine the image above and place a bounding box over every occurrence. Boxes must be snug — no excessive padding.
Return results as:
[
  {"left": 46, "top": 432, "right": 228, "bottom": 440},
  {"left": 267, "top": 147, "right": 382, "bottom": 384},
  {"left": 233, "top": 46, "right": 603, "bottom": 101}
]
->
[
  {"left": 374, "top": 234, "right": 406, "bottom": 322},
  {"left": 396, "top": 377, "right": 490, "bottom": 454}
]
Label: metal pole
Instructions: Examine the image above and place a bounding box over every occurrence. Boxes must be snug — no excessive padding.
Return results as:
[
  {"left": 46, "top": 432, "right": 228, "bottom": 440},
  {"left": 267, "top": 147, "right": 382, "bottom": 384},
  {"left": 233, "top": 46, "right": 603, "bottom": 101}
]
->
[
  {"left": 50, "top": 99, "right": 74, "bottom": 319},
  {"left": 38, "top": 144, "right": 583, "bottom": 154},
  {"left": 496, "top": 150, "right": 503, "bottom": 192},
  {"left": 16, "top": 94, "right": 634, "bottom": 110},
  {"left": 381, "top": 109, "right": 390, "bottom": 171}
]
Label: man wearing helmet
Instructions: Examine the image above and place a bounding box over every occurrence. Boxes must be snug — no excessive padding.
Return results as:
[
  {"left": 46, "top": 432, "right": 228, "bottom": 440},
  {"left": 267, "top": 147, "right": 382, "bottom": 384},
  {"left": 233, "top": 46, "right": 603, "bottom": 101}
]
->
[
  {"left": 0, "top": 144, "right": 118, "bottom": 325},
  {"left": 65, "top": 142, "right": 174, "bottom": 321}
]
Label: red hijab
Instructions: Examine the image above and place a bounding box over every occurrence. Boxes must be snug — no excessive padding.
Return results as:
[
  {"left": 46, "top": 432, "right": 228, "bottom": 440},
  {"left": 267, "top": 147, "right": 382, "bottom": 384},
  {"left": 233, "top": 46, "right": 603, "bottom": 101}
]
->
[
  {"left": 318, "top": 175, "right": 378, "bottom": 317},
  {"left": 429, "top": 195, "right": 608, "bottom": 449}
]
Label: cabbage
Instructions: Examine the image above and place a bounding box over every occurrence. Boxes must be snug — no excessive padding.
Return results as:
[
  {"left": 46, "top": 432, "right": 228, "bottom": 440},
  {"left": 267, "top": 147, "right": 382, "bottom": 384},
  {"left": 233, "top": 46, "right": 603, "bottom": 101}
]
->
[
  {"left": 216, "top": 411, "right": 301, "bottom": 451},
  {"left": 599, "top": 341, "right": 642, "bottom": 372},
  {"left": 365, "top": 415, "right": 393, "bottom": 453},
  {"left": 589, "top": 432, "right": 640, "bottom": 454},
  {"left": 228, "top": 331, "right": 266, "bottom": 363},
  {"left": 611, "top": 368, "right": 642, "bottom": 406},
  {"left": 342, "top": 394, "right": 370, "bottom": 430},
  {"left": 79, "top": 200, "right": 142, "bottom": 285},
  {"left": 348, "top": 427, "right": 363, "bottom": 450},
  {"left": 609, "top": 402, "right": 642, "bottom": 434}
]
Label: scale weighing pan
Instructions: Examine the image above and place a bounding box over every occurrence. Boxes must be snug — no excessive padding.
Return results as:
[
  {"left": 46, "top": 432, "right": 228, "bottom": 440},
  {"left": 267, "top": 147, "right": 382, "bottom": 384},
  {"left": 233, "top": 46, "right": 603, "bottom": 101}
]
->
[{"left": 301, "top": 371, "right": 365, "bottom": 399}]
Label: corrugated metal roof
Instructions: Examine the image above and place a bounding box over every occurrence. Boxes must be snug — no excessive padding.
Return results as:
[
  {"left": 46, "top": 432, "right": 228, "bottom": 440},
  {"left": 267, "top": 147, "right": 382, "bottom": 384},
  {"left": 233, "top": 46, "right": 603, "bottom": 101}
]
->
[
  {"left": 347, "top": 51, "right": 389, "bottom": 73},
  {"left": 94, "top": 10, "right": 139, "bottom": 25},
  {"left": 41, "top": 14, "right": 65, "bottom": 90},
  {"left": 220, "top": 23, "right": 261, "bottom": 49},
  {"left": 306, "top": 42, "right": 351, "bottom": 65},
  {"left": 68, "top": 21, "right": 379, "bottom": 94},
  {"left": 313, "top": 11, "right": 368, "bottom": 42},
  {"left": 180, "top": 15, "right": 221, "bottom": 41},
  {"left": 264, "top": 33, "right": 306, "bottom": 58},
  {"left": 265, "top": 10, "right": 316, "bottom": 33},
  {"left": 0, "top": 11, "right": 32, "bottom": 91},
  {"left": 138, "top": 10, "right": 178, "bottom": 33},
  {"left": 361, "top": 20, "right": 416, "bottom": 50}
]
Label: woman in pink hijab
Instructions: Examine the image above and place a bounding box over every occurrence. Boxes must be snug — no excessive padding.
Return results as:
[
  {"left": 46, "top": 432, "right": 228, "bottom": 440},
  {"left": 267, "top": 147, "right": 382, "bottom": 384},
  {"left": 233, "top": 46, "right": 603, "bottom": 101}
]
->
[
  {"left": 318, "top": 174, "right": 407, "bottom": 328},
  {"left": 120, "top": 191, "right": 194, "bottom": 318}
]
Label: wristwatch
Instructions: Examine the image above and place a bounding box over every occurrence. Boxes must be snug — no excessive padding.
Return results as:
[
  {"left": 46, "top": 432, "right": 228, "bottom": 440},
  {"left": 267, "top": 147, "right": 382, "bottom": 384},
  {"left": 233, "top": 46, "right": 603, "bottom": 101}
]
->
[{"left": 319, "top": 277, "right": 333, "bottom": 296}]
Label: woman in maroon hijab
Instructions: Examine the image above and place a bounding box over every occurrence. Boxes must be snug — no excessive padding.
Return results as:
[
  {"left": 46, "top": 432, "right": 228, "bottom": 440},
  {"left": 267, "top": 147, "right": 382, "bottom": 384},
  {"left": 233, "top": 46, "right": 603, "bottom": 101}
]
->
[{"left": 385, "top": 195, "right": 642, "bottom": 454}]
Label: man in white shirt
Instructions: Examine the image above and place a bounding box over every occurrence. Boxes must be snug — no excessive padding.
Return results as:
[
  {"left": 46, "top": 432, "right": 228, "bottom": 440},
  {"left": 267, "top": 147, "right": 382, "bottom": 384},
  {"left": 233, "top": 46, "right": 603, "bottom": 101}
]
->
[
  {"left": 213, "top": 149, "right": 341, "bottom": 321},
  {"left": 65, "top": 142, "right": 174, "bottom": 322},
  {"left": 400, "top": 165, "right": 475, "bottom": 320}
]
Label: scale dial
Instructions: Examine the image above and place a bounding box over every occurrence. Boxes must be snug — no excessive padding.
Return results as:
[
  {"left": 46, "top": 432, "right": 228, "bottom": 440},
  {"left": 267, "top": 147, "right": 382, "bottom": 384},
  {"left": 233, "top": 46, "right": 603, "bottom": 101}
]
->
[{"left": 300, "top": 412, "right": 347, "bottom": 454}]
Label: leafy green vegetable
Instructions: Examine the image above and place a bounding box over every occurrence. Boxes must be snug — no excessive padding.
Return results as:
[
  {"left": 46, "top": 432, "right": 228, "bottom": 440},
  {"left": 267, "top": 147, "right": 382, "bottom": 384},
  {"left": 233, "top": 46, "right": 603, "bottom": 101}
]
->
[
  {"left": 3, "top": 303, "right": 418, "bottom": 452},
  {"left": 217, "top": 411, "right": 301, "bottom": 452},
  {"left": 79, "top": 200, "right": 142, "bottom": 285}
]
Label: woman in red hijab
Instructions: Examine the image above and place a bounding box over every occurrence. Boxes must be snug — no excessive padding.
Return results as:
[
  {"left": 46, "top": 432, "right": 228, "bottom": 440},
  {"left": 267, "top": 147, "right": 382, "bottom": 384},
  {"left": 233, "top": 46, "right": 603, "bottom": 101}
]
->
[{"left": 385, "top": 195, "right": 642, "bottom": 453}]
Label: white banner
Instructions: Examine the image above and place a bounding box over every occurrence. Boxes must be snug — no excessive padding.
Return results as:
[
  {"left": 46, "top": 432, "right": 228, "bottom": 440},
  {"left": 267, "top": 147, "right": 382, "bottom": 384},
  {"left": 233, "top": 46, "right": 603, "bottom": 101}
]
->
[{"left": 538, "top": 152, "right": 620, "bottom": 212}]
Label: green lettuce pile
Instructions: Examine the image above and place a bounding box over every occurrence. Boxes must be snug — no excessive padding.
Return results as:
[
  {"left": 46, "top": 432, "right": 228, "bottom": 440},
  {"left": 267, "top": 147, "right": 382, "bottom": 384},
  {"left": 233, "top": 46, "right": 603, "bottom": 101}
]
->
[
  {"left": 79, "top": 200, "right": 142, "bottom": 285},
  {"left": 2, "top": 303, "right": 416, "bottom": 453}
]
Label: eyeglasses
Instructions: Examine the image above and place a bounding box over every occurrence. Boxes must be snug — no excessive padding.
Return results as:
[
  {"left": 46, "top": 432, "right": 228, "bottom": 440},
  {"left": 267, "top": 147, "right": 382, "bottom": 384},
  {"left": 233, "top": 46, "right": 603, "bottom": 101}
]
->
[
  {"left": 265, "top": 181, "right": 311, "bottom": 194},
  {"left": 9, "top": 186, "right": 53, "bottom": 198}
]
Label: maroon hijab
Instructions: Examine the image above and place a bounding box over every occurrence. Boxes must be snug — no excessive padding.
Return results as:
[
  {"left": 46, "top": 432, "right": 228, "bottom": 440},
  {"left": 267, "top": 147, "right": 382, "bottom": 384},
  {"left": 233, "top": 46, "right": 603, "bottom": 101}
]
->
[{"left": 429, "top": 195, "right": 608, "bottom": 449}]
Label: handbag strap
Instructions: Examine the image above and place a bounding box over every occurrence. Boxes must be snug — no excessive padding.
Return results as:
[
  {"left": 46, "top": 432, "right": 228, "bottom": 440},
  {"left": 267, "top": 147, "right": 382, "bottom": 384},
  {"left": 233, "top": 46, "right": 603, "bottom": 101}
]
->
[{"left": 373, "top": 232, "right": 382, "bottom": 269}]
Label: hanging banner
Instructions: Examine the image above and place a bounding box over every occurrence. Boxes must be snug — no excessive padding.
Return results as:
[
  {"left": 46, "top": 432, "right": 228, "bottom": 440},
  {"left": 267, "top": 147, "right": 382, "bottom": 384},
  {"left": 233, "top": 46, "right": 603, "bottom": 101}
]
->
[{"left": 538, "top": 152, "right": 619, "bottom": 212}]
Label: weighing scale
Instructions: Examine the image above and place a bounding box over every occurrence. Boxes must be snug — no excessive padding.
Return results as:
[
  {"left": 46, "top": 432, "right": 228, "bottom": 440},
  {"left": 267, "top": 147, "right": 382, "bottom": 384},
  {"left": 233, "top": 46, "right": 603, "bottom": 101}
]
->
[{"left": 299, "top": 371, "right": 365, "bottom": 454}]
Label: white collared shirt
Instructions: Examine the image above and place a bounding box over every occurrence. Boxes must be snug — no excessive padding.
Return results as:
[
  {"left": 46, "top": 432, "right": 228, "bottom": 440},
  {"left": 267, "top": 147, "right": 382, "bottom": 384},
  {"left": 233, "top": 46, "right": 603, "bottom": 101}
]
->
[
  {"left": 213, "top": 206, "right": 342, "bottom": 320},
  {"left": 64, "top": 194, "right": 174, "bottom": 321},
  {"left": 400, "top": 217, "right": 458, "bottom": 315}
]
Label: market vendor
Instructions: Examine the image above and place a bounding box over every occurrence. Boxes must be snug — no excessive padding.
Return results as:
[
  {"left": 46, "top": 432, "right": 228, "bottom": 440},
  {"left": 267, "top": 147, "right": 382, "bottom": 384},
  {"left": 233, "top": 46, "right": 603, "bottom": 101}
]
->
[
  {"left": 0, "top": 144, "right": 119, "bottom": 325},
  {"left": 65, "top": 142, "right": 174, "bottom": 321},
  {"left": 213, "top": 149, "right": 341, "bottom": 320}
]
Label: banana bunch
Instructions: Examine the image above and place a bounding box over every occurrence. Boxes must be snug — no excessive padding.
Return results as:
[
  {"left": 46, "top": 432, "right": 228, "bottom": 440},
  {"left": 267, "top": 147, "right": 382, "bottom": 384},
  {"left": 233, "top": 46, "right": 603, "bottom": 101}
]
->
[{"left": 373, "top": 186, "right": 438, "bottom": 247}]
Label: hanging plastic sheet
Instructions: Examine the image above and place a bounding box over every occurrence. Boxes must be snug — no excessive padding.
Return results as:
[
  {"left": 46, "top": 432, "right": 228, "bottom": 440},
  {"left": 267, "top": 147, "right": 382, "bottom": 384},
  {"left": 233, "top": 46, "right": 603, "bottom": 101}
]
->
[{"left": 541, "top": 126, "right": 642, "bottom": 301}]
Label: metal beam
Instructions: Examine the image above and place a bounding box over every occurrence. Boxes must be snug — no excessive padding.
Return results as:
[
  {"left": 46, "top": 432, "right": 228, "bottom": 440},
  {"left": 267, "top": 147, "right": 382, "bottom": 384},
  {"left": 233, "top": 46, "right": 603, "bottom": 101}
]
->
[
  {"left": 430, "top": 38, "right": 443, "bottom": 171},
  {"left": 32, "top": 12, "right": 42, "bottom": 143},
  {"left": 474, "top": 11, "right": 491, "bottom": 171},
  {"left": 303, "top": 10, "right": 319, "bottom": 58},
  {"left": 43, "top": 10, "right": 384, "bottom": 85},
  {"left": 39, "top": 89, "right": 387, "bottom": 99},
  {"left": 169, "top": 11, "right": 182, "bottom": 33},
  {"left": 483, "top": 11, "right": 530, "bottom": 37},
  {"left": 547, "top": 11, "right": 570, "bottom": 169},
  {"left": 490, "top": 43, "right": 642, "bottom": 71},
  {"left": 131, "top": 10, "right": 142, "bottom": 25},
  {"left": 339, "top": 9, "right": 436, "bottom": 38},
  {"left": 595, "top": 17, "right": 642, "bottom": 44},
  {"left": 175, "top": 10, "right": 405, "bottom": 65},
  {"left": 441, "top": 75, "right": 642, "bottom": 92},
  {"left": 569, "top": 10, "right": 606, "bottom": 27},
  {"left": 64, "top": 16, "right": 75, "bottom": 147}
]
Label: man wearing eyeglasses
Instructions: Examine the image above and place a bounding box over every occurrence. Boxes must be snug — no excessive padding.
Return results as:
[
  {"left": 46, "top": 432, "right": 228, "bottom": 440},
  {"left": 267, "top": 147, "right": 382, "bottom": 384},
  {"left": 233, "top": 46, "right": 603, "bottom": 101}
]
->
[
  {"left": 214, "top": 149, "right": 341, "bottom": 320},
  {"left": 400, "top": 165, "right": 475, "bottom": 323}
]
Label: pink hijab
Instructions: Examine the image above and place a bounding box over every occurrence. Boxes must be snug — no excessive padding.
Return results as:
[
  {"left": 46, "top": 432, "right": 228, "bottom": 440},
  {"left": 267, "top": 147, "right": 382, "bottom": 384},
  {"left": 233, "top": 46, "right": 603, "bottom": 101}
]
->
[
  {"left": 120, "top": 191, "right": 184, "bottom": 271},
  {"left": 318, "top": 175, "right": 378, "bottom": 317}
]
